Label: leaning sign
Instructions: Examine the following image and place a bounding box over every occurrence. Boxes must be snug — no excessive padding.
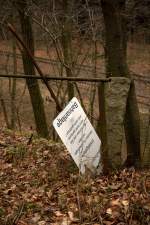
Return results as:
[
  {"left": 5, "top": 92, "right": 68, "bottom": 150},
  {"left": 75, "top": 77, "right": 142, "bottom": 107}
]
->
[{"left": 53, "top": 97, "right": 101, "bottom": 174}]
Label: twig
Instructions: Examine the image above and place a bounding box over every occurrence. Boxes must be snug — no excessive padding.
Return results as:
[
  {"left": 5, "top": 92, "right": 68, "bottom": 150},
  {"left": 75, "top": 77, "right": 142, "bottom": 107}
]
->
[
  {"left": 27, "top": 133, "right": 33, "bottom": 145},
  {"left": 12, "top": 202, "right": 25, "bottom": 225},
  {"left": 143, "top": 175, "right": 150, "bottom": 196},
  {"left": 7, "top": 22, "right": 62, "bottom": 112},
  {"left": 76, "top": 175, "right": 82, "bottom": 223},
  {"left": 141, "top": 110, "right": 150, "bottom": 162},
  {"left": 5, "top": 201, "right": 25, "bottom": 225}
]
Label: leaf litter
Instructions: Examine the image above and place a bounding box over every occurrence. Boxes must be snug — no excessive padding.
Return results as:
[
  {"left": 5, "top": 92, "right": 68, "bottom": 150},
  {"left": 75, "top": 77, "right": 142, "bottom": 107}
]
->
[{"left": 0, "top": 129, "right": 150, "bottom": 225}]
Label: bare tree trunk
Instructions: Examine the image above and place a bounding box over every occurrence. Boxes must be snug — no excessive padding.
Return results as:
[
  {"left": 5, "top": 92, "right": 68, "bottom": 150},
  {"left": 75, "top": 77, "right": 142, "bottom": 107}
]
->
[
  {"left": 101, "top": 0, "right": 141, "bottom": 167},
  {"left": 16, "top": 0, "right": 49, "bottom": 138},
  {"left": 10, "top": 38, "right": 17, "bottom": 129},
  {"left": 61, "top": 0, "right": 74, "bottom": 101},
  {"left": 0, "top": 98, "right": 10, "bottom": 129}
]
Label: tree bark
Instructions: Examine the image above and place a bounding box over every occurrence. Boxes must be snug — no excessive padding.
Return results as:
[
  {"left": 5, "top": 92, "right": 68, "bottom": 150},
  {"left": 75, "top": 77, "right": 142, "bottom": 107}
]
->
[
  {"left": 0, "top": 98, "right": 10, "bottom": 129},
  {"left": 10, "top": 37, "right": 17, "bottom": 130},
  {"left": 17, "top": 0, "right": 49, "bottom": 138},
  {"left": 61, "top": 0, "right": 74, "bottom": 101},
  {"left": 101, "top": 0, "right": 141, "bottom": 167}
]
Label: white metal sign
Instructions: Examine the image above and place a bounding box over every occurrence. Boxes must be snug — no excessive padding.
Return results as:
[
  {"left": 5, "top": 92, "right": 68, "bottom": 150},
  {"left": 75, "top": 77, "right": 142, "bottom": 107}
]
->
[{"left": 53, "top": 97, "right": 101, "bottom": 174}]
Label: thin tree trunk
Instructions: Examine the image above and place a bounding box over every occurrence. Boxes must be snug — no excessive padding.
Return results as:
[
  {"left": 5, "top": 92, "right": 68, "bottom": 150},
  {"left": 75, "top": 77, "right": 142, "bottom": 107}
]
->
[
  {"left": 17, "top": 0, "right": 49, "bottom": 138},
  {"left": 0, "top": 98, "right": 10, "bottom": 129},
  {"left": 61, "top": 0, "right": 74, "bottom": 101},
  {"left": 89, "top": 41, "right": 98, "bottom": 125},
  {"left": 101, "top": 0, "right": 141, "bottom": 167},
  {"left": 11, "top": 38, "right": 17, "bottom": 129}
]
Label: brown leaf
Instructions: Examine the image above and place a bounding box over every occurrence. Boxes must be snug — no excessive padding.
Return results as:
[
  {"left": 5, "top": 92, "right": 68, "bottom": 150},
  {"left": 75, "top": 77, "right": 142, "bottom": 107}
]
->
[
  {"left": 54, "top": 211, "right": 64, "bottom": 217},
  {"left": 46, "top": 190, "right": 53, "bottom": 199},
  {"left": 38, "top": 221, "right": 46, "bottom": 225},
  {"left": 32, "top": 213, "right": 41, "bottom": 223},
  {"left": 68, "top": 211, "right": 79, "bottom": 222},
  {"left": 106, "top": 208, "right": 112, "bottom": 215}
]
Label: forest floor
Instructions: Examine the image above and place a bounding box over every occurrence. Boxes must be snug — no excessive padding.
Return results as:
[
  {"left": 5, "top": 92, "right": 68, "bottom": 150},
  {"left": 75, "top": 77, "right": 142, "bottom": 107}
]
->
[{"left": 0, "top": 129, "right": 150, "bottom": 225}]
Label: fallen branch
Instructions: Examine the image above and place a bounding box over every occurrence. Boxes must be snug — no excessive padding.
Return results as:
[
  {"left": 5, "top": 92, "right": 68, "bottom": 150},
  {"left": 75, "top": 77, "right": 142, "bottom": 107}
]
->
[{"left": 7, "top": 23, "right": 62, "bottom": 112}]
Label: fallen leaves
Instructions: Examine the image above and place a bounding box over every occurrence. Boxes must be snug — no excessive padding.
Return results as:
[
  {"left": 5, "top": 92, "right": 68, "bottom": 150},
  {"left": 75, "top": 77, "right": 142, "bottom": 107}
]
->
[{"left": 0, "top": 130, "right": 150, "bottom": 225}]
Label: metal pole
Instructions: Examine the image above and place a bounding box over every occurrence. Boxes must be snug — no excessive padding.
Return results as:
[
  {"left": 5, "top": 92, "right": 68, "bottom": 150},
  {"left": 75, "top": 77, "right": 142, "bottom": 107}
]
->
[{"left": 0, "top": 74, "right": 111, "bottom": 83}]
